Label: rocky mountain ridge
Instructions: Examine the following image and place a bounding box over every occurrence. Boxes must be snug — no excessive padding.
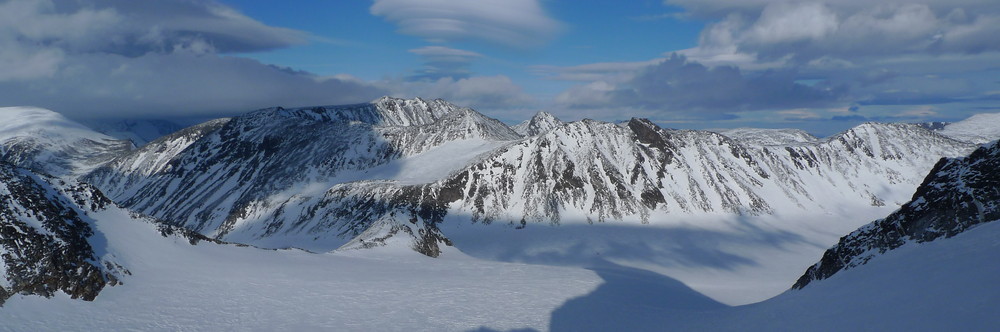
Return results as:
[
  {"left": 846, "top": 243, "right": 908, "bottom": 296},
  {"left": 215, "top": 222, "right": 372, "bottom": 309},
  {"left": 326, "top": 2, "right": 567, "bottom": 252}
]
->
[
  {"left": 77, "top": 98, "right": 982, "bottom": 254},
  {"left": 793, "top": 140, "right": 1000, "bottom": 289}
]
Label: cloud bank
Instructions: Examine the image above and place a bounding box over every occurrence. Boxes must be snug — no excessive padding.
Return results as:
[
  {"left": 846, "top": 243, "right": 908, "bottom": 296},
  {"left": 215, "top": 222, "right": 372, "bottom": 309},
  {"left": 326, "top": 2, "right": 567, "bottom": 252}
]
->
[
  {"left": 549, "top": 0, "right": 1000, "bottom": 127},
  {"left": 0, "top": 0, "right": 387, "bottom": 120}
]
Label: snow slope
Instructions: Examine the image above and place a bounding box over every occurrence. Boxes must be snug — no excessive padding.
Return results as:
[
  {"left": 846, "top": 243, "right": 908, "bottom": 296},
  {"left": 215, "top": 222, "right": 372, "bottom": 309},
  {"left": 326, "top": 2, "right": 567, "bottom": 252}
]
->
[
  {"left": 3, "top": 155, "right": 998, "bottom": 330},
  {"left": 0, "top": 190, "right": 601, "bottom": 331},
  {"left": 794, "top": 140, "right": 1000, "bottom": 288},
  {"left": 937, "top": 112, "right": 1000, "bottom": 144},
  {"left": 547, "top": 218, "right": 1000, "bottom": 331},
  {"left": 0, "top": 107, "right": 131, "bottom": 177},
  {"left": 78, "top": 99, "right": 981, "bottom": 304}
]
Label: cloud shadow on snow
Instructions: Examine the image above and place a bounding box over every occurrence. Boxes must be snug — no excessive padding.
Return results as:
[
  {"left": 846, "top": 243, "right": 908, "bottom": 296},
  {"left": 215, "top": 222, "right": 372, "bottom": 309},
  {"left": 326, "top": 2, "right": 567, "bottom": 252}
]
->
[
  {"left": 467, "top": 260, "right": 730, "bottom": 332},
  {"left": 548, "top": 260, "right": 727, "bottom": 331},
  {"left": 445, "top": 221, "right": 811, "bottom": 271}
]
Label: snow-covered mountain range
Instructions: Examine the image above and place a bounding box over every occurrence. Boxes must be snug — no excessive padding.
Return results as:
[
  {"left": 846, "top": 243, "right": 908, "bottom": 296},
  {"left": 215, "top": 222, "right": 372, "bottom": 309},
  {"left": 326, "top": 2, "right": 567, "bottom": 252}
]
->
[
  {"left": 1, "top": 98, "right": 999, "bottom": 330},
  {"left": 76, "top": 97, "right": 979, "bottom": 256}
]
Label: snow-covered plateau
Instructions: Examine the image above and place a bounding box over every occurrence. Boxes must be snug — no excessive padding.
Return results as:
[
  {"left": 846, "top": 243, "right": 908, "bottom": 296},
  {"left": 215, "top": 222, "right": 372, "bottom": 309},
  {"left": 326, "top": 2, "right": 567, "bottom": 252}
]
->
[{"left": 1, "top": 99, "right": 999, "bottom": 331}]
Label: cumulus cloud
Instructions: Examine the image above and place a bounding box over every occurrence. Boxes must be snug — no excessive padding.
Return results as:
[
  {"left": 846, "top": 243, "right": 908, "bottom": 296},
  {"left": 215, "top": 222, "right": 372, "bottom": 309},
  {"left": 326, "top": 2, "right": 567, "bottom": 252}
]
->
[
  {"left": 407, "top": 46, "right": 482, "bottom": 81},
  {"left": 546, "top": 0, "right": 1000, "bottom": 126},
  {"left": 687, "top": 1, "right": 1000, "bottom": 63},
  {"left": 0, "top": 51, "right": 387, "bottom": 119},
  {"left": 0, "top": 0, "right": 384, "bottom": 120},
  {"left": 370, "top": 0, "right": 562, "bottom": 47}
]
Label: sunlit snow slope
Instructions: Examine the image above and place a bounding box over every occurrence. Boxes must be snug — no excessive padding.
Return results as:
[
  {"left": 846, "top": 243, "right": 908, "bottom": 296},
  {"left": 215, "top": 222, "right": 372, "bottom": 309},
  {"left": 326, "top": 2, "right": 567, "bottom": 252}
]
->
[
  {"left": 0, "top": 176, "right": 601, "bottom": 331},
  {"left": 0, "top": 107, "right": 132, "bottom": 177},
  {"left": 78, "top": 99, "right": 991, "bottom": 304}
]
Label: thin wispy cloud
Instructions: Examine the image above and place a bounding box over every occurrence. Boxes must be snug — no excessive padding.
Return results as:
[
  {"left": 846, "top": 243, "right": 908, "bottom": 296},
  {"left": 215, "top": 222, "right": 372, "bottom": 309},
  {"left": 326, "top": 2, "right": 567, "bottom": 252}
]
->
[
  {"left": 370, "top": 0, "right": 563, "bottom": 48},
  {"left": 407, "top": 46, "right": 482, "bottom": 81}
]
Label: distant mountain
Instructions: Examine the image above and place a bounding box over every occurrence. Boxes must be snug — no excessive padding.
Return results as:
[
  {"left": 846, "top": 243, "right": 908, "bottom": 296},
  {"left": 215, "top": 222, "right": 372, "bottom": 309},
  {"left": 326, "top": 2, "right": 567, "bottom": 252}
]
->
[
  {"left": 713, "top": 127, "right": 818, "bottom": 146},
  {"left": 512, "top": 111, "right": 565, "bottom": 136},
  {"left": 937, "top": 113, "right": 1000, "bottom": 145},
  {"left": 83, "top": 97, "right": 512, "bottom": 255},
  {"left": 793, "top": 140, "right": 1000, "bottom": 289},
  {"left": 81, "top": 97, "right": 977, "bottom": 255},
  {"left": 915, "top": 121, "right": 950, "bottom": 131},
  {"left": 0, "top": 107, "right": 132, "bottom": 177},
  {"left": 79, "top": 119, "right": 184, "bottom": 147}
]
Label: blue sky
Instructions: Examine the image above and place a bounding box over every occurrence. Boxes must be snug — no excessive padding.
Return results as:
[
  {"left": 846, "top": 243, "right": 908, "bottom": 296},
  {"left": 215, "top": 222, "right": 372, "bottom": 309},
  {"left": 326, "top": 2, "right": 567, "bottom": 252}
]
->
[{"left": 1, "top": 0, "right": 998, "bottom": 136}]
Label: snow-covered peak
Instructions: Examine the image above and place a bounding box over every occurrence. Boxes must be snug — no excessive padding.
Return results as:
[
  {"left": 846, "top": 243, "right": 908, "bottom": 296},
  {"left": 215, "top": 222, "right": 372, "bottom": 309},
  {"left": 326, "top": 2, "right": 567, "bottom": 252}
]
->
[
  {"left": 513, "top": 111, "right": 565, "bottom": 136},
  {"left": 938, "top": 112, "right": 1000, "bottom": 144},
  {"left": 372, "top": 96, "right": 463, "bottom": 126},
  {"left": 0, "top": 107, "right": 114, "bottom": 143},
  {"left": 0, "top": 107, "right": 131, "bottom": 177},
  {"left": 715, "top": 127, "right": 818, "bottom": 146},
  {"left": 246, "top": 97, "right": 468, "bottom": 128}
]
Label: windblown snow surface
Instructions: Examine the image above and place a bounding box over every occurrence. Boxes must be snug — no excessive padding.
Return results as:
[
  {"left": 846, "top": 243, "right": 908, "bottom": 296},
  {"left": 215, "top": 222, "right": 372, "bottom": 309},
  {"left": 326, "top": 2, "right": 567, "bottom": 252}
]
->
[
  {"left": 3, "top": 104, "right": 999, "bottom": 331},
  {"left": 938, "top": 113, "right": 1000, "bottom": 144},
  {"left": 2, "top": 207, "right": 997, "bottom": 331},
  {"left": 0, "top": 205, "right": 600, "bottom": 331}
]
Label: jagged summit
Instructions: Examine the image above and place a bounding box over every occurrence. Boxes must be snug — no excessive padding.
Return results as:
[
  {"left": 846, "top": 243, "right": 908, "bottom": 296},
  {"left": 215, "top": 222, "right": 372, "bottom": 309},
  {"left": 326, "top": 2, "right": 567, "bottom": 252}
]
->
[
  {"left": 82, "top": 97, "right": 519, "bottom": 252},
  {"left": 513, "top": 111, "right": 566, "bottom": 136},
  {"left": 248, "top": 96, "right": 465, "bottom": 128}
]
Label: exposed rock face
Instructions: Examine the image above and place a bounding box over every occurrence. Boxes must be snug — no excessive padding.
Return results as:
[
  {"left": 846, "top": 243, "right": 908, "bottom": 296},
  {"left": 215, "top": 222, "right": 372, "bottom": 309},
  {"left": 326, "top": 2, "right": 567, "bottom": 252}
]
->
[
  {"left": 83, "top": 97, "right": 494, "bottom": 252},
  {"left": 0, "top": 163, "right": 124, "bottom": 305},
  {"left": 794, "top": 141, "right": 1000, "bottom": 289},
  {"left": 433, "top": 119, "right": 973, "bottom": 225}
]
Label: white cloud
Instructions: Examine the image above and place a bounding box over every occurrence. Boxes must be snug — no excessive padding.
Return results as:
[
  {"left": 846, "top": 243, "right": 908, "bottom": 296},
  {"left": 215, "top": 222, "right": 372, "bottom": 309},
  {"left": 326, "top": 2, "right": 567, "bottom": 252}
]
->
[
  {"left": 745, "top": 2, "right": 839, "bottom": 45},
  {"left": 370, "top": 0, "right": 562, "bottom": 47},
  {"left": 408, "top": 46, "right": 482, "bottom": 58},
  {"left": 553, "top": 55, "right": 844, "bottom": 116},
  {"left": 0, "top": 52, "right": 387, "bottom": 119},
  {"left": 688, "top": 1, "right": 1000, "bottom": 62},
  {"left": 0, "top": 0, "right": 383, "bottom": 119},
  {"left": 407, "top": 46, "right": 483, "bottom": 80},
  {"left": 533, "top": 59, "right": 665, "bottom": 82}
]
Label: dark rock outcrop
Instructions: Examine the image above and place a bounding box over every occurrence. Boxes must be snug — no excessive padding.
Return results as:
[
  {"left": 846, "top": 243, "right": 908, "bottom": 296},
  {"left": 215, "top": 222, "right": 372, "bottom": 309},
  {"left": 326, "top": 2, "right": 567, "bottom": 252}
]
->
[
  {"left": 794, "top": 141, "right": 1000, "bottom": 289},
  {"left": 0, "top": 163, "right": 123, "bottom": 305}
]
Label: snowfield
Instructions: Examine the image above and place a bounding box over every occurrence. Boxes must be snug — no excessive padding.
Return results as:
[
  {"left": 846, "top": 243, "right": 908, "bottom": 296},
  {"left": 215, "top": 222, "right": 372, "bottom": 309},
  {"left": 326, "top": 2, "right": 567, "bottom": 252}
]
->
[
  {"left": 0, "top": 206, "right": 601, "bottom": 332},
  {"left": 3, "top": 103, "right": 1000, "bottom": 331},
  {"left": 4, "top": 207, "right": 998, "bottom": 331}
]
